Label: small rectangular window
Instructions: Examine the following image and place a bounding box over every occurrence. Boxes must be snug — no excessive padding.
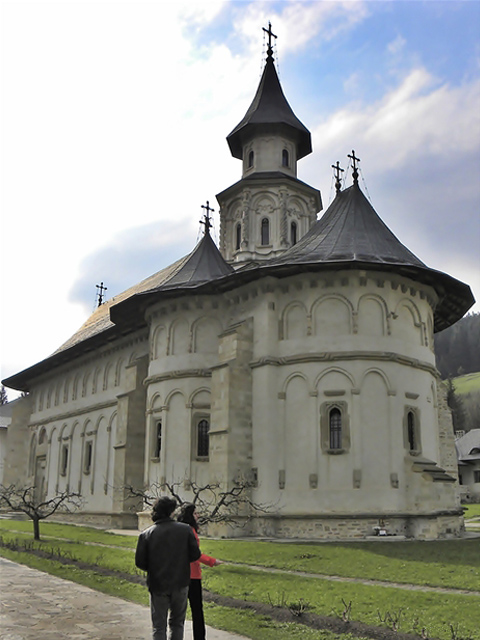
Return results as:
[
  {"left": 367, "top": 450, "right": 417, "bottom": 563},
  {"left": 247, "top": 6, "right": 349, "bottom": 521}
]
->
[
  {"left": 197, "top": 418, "right": 210, "bottom": 459},
  {"left": 404, "top": 407, "right": 421, "bottom": 455},
  {"left": 84, "top": 441, "right": 93, "bottom": 474},
  {"left": 60, "top": 445, "right": 69, "bottom": 476},
  {"left": 329, "top": 408, "right": 342, "bottom": 450},
  {"left": 154, "top": 421, "right": 162, "bottom": 458},
  {"left": 474, "top": 470, "right": 480, "bottom": 484}
]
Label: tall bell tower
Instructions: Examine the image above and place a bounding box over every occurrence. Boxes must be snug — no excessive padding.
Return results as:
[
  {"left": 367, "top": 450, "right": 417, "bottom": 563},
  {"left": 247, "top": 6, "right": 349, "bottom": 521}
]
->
[{"left": 216, "top": 23, "right": 322, "bottom": 264}]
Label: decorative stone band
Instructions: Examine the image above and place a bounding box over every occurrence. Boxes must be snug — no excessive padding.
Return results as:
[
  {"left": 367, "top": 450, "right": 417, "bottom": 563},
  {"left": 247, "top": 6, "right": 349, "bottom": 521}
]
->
[
  {"left": 144, "top": 368, "right": 212, "bottom": 385},
  {"left": 249, "top": 351, "right": 437, "bottom": 376},
  {"left": 27, "top": 399, "right": 118, "bottom": 428}
]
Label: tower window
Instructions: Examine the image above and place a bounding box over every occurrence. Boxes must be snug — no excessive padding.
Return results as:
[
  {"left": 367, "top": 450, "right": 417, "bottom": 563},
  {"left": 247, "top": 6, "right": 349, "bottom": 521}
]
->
[
  {"left": 291, "top": 221, "right": 297, "bottom": 245},
  {"left": 235, "top": 223, "right": 241, "bottom": 250},
  {"left": 282, "top": 149, "right": 289, "bottom": 167},
  {"left": 248, "top": 150, "right": 254, "bottom": 168},
  {"left": 407, "top": 411, "right": 416, "bottom": 451},
  {"left": 320, "top": 401, "right": 350, "bottom": 454},
  {"left": 197, "top": 418, "right": 209, "bottom": 458},
  {"left": 329, "top": 408, "right": 342, "bottom": 450},
  {"left": 261, "top": 218, "right": 270, "bottom": 245},
  {"left": 154, "top": 420, "right": 162, "bottom": 458},
  {"left": 404, "top": 407, "right": 421, "bottom": 454}
]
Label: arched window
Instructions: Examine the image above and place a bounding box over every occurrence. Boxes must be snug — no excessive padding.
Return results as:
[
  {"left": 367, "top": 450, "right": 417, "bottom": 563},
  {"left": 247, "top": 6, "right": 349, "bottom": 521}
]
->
[
  {"left": 261, "top": 218, "right": 270, "bottom": 245},
  {"left": 329, "top": 408, "right": 342, "bottom": 450},
  {"left": 407, "top": 411, "right": 416, "bottom": 451},
  {"left": 282, "top": 149, "right": 289, "bottom": 167},
  {"left": 197, "top": 418, "right": 209, "bottom": 458},
  {"left": 248, "top": 150, "right": 254, "bottom": 168},
  {"left": 235, "top": 223, "right": 241, "bottom": 250},
  {"left": 291, "top": 221, "right": 297, "bottom": 245},
  {"left": 154, "top": 420, "right": 162, "bottom": 458}
]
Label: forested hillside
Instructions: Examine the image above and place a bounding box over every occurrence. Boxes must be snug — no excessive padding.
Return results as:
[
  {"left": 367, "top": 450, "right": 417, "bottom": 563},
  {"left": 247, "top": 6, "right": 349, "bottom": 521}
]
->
[
  {"left": 434, "top": 312, "right": 480, "bottom": 379},
  {"left": 435, "top": 312, "right": 480, "bottom": 432}
]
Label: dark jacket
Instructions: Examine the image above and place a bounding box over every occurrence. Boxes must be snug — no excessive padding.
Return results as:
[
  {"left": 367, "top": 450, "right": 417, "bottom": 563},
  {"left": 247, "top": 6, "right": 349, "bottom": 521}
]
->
[{"left": 135, "top": 517, "right": 201, "bottom": 594}]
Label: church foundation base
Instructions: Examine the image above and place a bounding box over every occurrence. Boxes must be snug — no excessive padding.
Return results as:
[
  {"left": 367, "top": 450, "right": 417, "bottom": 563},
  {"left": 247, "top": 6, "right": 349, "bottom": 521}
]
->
[
  {"left": 49, "top": 511, "right": 138, "bottom": 530},
  {"left": 202, "top": 512, "right": 465, "bottom": 540}
]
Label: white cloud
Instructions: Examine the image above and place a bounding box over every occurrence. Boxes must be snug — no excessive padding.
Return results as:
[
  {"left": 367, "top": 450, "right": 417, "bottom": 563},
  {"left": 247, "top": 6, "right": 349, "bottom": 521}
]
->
[
  {"left": 387, "top": 34, "right": 406, "bottom": 57},
  {"left": 311, "top": 68, "right": 480, "bottom": 174},
  {"left": 232, "top": 0, "right": 368, "bottom": 56}
]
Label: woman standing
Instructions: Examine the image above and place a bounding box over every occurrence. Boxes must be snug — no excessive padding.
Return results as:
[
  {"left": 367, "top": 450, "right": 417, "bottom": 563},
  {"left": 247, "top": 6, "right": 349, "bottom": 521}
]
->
[{"left": 177, "top": 502, "right": 223, "bottom": 640}]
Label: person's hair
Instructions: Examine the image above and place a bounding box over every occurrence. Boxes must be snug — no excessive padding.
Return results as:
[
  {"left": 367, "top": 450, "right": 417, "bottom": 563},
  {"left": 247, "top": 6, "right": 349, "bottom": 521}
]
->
[
  {"left": 151, "top": 496, "right": 177, "bottom": 522},
  {"left": 177, "top": 502, "right": 198, "bottom": 531}
]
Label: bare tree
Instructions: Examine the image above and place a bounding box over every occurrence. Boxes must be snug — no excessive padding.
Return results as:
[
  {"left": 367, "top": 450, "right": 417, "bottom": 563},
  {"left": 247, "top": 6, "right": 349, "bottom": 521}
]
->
[
  {"left": 126, "top": 478, "right": 275, "bottom": 528},
  {"left": 0, "top": 385, "right": 8, "bottom": 405},
  {"left": 0, "top": 485, "right": 83, "bottom": 540}
]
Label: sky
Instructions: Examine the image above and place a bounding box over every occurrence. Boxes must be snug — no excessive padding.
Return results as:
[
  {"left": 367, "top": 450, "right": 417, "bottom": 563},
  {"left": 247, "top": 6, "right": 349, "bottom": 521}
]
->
[{"left": 1, "top": 0, "right": 479, "bottom": 398}]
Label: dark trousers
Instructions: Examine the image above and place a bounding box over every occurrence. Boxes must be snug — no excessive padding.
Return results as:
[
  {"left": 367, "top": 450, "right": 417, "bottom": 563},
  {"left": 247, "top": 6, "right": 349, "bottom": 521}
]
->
[
  {"left": 188, "top": 579, "right": 206, "bottom": 640},
  {"left": 150, "top": 587, "right": 188, "bottom": 640}
]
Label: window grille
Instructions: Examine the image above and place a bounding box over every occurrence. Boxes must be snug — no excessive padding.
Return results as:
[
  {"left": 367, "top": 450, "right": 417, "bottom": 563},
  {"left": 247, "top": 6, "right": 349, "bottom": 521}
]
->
[
  {"left": 329, "top": 408, "right": 342, "bottom": 450},
  {"left": 197, "top": 419, "right": 209, "bottom": 458}
]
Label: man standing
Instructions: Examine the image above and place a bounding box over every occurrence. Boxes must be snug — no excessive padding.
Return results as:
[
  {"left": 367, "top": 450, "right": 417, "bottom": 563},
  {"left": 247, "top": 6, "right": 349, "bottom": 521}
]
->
[{"left": 135, "top": 496, "right": 201, "bottom": 640}]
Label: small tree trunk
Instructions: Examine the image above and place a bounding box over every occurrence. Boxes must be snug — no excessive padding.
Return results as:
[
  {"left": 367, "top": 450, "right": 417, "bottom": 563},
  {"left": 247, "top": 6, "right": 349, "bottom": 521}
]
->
[{"left": 33, "top": 517, "right": 40, "bottom": 540}]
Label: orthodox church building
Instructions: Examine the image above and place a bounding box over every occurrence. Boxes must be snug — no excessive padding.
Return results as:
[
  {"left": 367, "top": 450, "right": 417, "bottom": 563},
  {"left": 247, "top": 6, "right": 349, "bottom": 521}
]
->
[{"left": 3, "top": 36, "right": 474, "bottom": 539}]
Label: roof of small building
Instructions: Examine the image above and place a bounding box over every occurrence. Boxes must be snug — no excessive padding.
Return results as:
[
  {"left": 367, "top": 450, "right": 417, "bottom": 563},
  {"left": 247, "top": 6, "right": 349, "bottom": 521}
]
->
[
  {"left": 456, "top": 429, "right": 480, "bottom": 461},
  {"left": 227, "top": 54, "right": 312, "bottom": 160}
]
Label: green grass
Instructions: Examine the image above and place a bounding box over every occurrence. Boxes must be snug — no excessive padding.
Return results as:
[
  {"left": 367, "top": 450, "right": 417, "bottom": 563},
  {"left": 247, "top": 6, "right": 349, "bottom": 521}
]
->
[
  {"left": 200, "top": 538, "right": 480, "bottom": 592},
  {"left": 452, "top": 372, "right": 480, "bottom": 395},
  {"left": 1, "top": 521, "right": 480, "bottom": 640},
  {"left": 0, "top": 519, "right": 137, "bottom": 548},
  {"left": 203, "top": 564, "right": 480, "bottom": 640},
  {"left": 464, "top": 504, "right": 480, "bottom": 519}
]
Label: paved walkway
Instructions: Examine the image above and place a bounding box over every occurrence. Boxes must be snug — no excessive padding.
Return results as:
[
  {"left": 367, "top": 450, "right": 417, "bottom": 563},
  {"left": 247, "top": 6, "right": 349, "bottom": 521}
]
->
[{"left": 0, "top": 558, "right": 250, "bottom": 640}]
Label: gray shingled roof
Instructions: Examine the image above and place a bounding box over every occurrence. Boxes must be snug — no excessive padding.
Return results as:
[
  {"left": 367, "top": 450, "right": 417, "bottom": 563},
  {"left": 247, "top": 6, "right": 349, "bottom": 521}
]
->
[
  {"left": 3, "top": 233, "right": 233, "bottom": 391},
  {"left": 270, "top": 181, "right": 427, "bottom": 267},
  {"left": 263, "top": 182, "right": 474, "bottom": 332},
  {"left": 227, "top": 55, "right": 312, "bottom": 160}
]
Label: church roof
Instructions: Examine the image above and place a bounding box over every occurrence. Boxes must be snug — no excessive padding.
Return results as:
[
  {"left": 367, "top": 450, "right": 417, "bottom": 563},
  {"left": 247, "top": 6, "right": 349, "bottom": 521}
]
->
[
  {"left": 227, "top": 54, "right": 312, "bottom": 160},
  {"left": 3, "top": 231, "right": 233, "bottom": 391},
  {"left": 272, "top": 181, "right": 427, "bottom": 267},
  {"left": 262, "top": 181, "right": 474, "bottom": 332}
]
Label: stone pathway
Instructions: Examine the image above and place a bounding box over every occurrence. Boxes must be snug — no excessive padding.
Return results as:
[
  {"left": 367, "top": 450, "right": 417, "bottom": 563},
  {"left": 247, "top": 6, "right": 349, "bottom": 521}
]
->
[{"left": 0, "top": 558, "right": 250, "bottom": 640}]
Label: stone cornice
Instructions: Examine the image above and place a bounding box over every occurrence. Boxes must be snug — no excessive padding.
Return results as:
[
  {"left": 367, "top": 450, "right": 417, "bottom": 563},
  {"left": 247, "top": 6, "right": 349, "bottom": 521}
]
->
[
  {"left": 28, "top": 399, "right": 118, "bottom": 428},
  {"left": 250, "top": 351, "right": 437, "bottom": 375},
  {"left": 144, "top": 369, "right": 212, "bottom": 386}
]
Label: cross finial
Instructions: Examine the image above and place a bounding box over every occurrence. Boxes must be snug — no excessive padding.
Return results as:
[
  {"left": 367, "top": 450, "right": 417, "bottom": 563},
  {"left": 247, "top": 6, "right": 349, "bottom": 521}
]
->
[
  {"left": 263, "top": 21, "right": 277, "bottom": 58},
  {"left": 347, "top": 150, "right": 361, "bottom": 184},
  {"left": 96, "top": 282, "right": 107, "bottom": 307},
  {"left": 331, "top": 161, "right": 345, "bottom": 194},
  {"left": 200, "top": 201, "right": 214, "bottom": 236}
]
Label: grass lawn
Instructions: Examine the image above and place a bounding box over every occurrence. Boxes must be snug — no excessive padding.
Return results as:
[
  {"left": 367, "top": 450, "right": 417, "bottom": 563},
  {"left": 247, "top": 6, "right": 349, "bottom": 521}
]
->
[
  {"left": 452, "top": 372, "right": 480, "bottom": 395},
  {"left": 1, "top": 520, "right": 479, "bottom": 640},
  {"left": 464, "top": 503, "right": 480, "bottom": 519}
]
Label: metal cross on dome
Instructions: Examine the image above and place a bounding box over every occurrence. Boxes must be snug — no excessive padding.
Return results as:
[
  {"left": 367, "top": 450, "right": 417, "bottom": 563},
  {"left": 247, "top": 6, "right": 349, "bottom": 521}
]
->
[
  {"left": 347, "top": 150, "right": 361, "bottom": 184},
  {"left": 263, "top": 21, "right": 277, "bottom": 58},
  {"left": 200, "top": 201, "right": 214, "bottom": 235},
  {"left": 331, "top": 161, "right": 345, "bottom": 193},
  {"left": 96, "top": 282, "right": 107, "bottom": 307}
]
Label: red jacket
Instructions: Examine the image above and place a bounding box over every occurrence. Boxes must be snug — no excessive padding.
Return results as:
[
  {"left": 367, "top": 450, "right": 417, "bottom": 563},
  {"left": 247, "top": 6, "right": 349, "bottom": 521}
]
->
[{"left": 190, "top": 528, "right": 216, "bottom": 579}]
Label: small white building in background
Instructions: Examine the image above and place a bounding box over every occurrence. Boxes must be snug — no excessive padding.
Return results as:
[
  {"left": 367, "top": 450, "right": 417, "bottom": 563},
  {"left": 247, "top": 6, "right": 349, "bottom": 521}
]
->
[
  {"left": 456, "top": 429, "right": 480, "bottom": 502},
  {"left": 2, "top": 37, "right": 475, "bottom": 539}
]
